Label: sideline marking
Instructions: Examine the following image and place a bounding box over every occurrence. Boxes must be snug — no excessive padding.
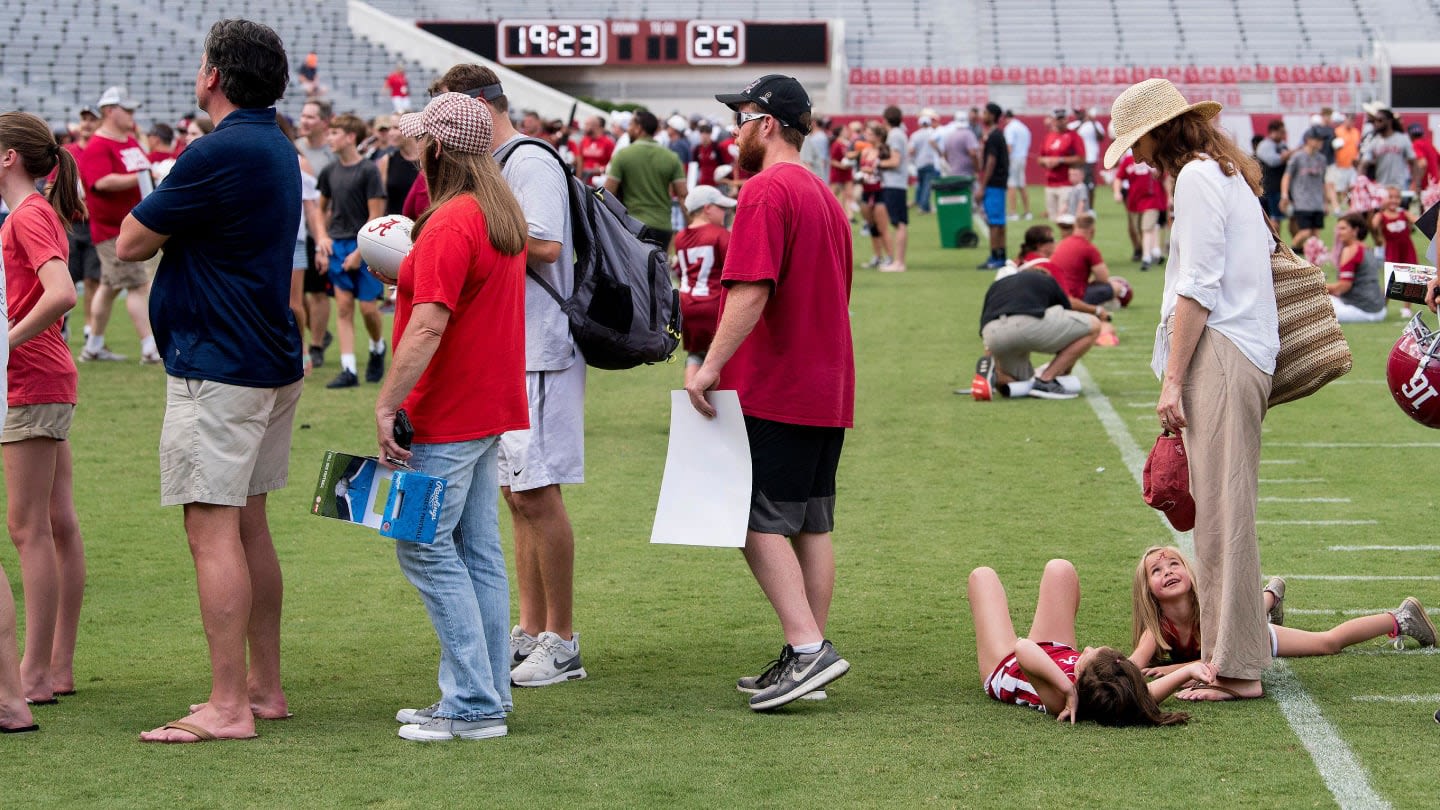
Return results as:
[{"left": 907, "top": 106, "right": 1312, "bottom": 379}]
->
[
  {"left": 1267, "top": 442, "right": 1440, "bottom": 449},
  {"left": 1328, "top": 545, "right": 1440, "bottom": 552},
  {"left": 1261, "top": 459, "right": 1303, "bottom": 465},
  {"left": 1258, "top": 520, "right": 1376, "bottom": 526},
  {"left": 1075, "top": 364, "right": 1389, "bottom": 810},
  {"left": 1260, "top": 478, "right": 1327, "bottom": 484},
  {"left": 1259, "top": 497, "right": 1351, "bottom": 503},
  {"left": 1291, "top": 608, "right": 1440, "bottom": 616},
  {"left": 1280, "top": 575, "right": 1440, "bottom": 582},
  {"left": 1351, "top": 694, "right": 1440, "bottom": 703},
  {"left": 1349, "top": 647, "right": 1440, "bottom": 656}
]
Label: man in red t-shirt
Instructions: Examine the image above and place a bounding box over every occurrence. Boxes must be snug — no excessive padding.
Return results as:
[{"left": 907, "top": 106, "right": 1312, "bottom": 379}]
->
[
  {"left": 673, "top": 185, "right": 737, "bottom": 384},
  {"left": 1039, "top": 111, "right": 1083, "bottom": 221},
  {"left": 692, "top": 124, "right": 728, "bottom": 187},
  {"left": 1408, "top": 124, "right": 1440, "bottom": 191},
  {"left": 56, "top": 106, "right": 102, "bottom": 340},
  {"left": 576, "top": 115, "right": 614, "bottom": 184},
  {"left": 1112, "top": 150, "right": 1169, "bottom": 269},
  {"left": 692, "top": 75, "right": 855, "bottom": 712},
  {"left": 384, "top": 64, "right": 411, "bottom": 114},
  {"left": 77, "top": 85, "right": 158, "bottom": 363},
  {"left": 1046, "top": 213, "right": 1120, "bottom": 321}
]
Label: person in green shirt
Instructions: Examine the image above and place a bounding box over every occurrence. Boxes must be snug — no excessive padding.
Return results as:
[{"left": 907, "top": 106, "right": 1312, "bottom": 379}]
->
[{"left": 605, "top": 110, "right": 687, "bottom": 249}]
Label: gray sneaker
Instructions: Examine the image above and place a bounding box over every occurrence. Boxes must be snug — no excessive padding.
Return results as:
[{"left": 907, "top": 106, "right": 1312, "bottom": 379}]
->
[
  {"left": 1028, "top": 377, "right": 1077, "bottom": 400},
  {"left": 1264, "top": 577, "right": 1286, "bottom": 626},
  {"left": 748, "top": 640, "right": 849, "bottom": 712},
  {"left": 1392, "top": 597, "right": 1437, "bottom": 647},
  {"left": 510, "top": 625, "right": 539, "bottom": 668},
  {"left": 737, "top": 646, "right": 826, "bottom": 700},
  {"left": 80, "top": 346, "right": 127, "bottom": 362},
  {"left": 511, "top": 631, "right": 586, "bottom": 687},
  {"left": 395, "top": 701, "right": 439, "bottom": 725},
  {"left": 398, "top": 716, "right": 507, "bottom": 742}
]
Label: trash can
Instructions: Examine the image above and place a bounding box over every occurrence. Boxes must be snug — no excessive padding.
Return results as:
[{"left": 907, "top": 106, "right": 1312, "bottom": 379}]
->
[{"left": 934, "top": 176, "right": 979, "bottom": 249}]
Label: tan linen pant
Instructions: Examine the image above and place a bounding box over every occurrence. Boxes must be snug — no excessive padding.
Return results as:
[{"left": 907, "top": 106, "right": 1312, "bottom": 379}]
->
[{"left": 1181, "top": 327, "right": 1273, "bottom": 680}]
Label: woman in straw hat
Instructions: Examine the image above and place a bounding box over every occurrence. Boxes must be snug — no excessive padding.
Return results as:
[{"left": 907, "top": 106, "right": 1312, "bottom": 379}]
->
[{"left": 1103, "top": 79, "right": 1279, "bottom": 702}]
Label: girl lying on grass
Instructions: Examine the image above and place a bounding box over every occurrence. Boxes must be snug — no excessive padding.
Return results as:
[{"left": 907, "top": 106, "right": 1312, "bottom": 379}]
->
[
  {"left": 1130, "top": 546, "right": 1437, "bottom": 699},
  {"left": 968, "top": 559, "right": 1215, "bottom": 726}
]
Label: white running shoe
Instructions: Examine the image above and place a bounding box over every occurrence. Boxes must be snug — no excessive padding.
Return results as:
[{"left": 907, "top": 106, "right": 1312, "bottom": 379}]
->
[
  {"left": 509, "top": 625, "right": 539, "bottom": 668},
  {"left": 511, "top": 631, "right": 587, "bottom": 687}
]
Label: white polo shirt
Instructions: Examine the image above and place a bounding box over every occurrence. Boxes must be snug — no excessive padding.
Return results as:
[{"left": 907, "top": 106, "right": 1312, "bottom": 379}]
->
[{"left": 1153, "top": 157, "right": 1279, "bottom": 379}]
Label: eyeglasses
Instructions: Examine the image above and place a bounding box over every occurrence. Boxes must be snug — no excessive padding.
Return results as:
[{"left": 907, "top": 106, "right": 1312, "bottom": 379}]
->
[{"left": 735, "top": 111, "right": 773, "bottom": 129}]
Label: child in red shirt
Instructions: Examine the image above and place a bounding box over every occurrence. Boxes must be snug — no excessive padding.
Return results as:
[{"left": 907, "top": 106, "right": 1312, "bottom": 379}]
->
[
  {"left": 673, "top": 186, "right": 737, "bottom": 384},
  {"left": 1371, "top": 185, "right": 1418, "bottom": 265}
]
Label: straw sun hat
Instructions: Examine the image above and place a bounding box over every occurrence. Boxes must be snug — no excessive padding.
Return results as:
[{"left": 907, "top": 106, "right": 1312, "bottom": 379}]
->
[{"left": 1103, "top": 78, "right": 1221, "bottom": 170}]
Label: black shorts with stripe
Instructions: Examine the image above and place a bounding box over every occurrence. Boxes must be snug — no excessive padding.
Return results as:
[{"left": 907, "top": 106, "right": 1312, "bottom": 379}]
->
[{"left": 745, "top": 416, "right": 845, "bottom": 537}]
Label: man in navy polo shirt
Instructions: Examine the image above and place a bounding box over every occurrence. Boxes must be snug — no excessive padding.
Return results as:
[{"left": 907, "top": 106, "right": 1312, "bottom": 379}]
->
[{"left": 117, "top": 18, "right": 303, "bottom": 744}]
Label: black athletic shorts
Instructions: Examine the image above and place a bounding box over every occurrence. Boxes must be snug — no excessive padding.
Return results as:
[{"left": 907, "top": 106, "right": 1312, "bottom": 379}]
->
[
  {"left": 746, "top": 415, "right": 845, "bottom": 537},
  {"left": 1292, "top": 210, "right": 1325, "bottom": 231},
  {"left": 881, "top": 187, "right": 909, "bottom": 226},
  {"left": 67, "top": 226, "right": 100, "bottom": 283},
  {"left": 303, "top": 235, "right": 332, "bottom": 295}
]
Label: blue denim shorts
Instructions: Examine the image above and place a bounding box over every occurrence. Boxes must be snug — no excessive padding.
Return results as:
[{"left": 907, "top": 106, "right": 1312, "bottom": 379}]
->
[
  {"left": 328, "top": 238, "right": 383, "bottom": 301},
  {"left": 983, "top": 186, "right": 1007, "bottom": 223}
]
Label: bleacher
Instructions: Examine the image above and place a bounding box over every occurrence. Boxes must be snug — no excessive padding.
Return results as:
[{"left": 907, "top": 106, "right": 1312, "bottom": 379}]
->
[{"left": 1, "top": 0, "right": 426, "bottom": 129}]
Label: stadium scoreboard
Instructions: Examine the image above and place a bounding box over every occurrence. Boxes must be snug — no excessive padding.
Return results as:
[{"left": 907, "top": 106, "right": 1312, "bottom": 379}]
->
[{"left": 416, "top": 19, "right": 829, "bottom": 67}]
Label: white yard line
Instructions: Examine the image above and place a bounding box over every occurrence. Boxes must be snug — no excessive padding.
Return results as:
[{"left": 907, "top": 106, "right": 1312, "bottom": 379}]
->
[
  {"left": 1075, "top": 363, "right": 1389, "bottom": 810},
  {"left": 1327, "top": 545, "right": 1440, "bottom": 552},
  {"left": 1259, "top": 478, "right": 1327, "bottom": 484},
  {"left": 1289, "top": 608, "right": 1440, "bottom": 616},
  {"left": 1280, "top": 575, "right": 1440, "bottom": 582},
  {"left": 1261, "top": 459, "right": 1303, "bottom": 465},
  {"left": 1350, "top": 694, "right": 1440, "bottom": 703},
  {"left": 1258, "top": 497, "right": 1351, "bottom": 503},
  {"left": 1266, "top": 442, "right": 1440, "bottom": 449},
  {"left": 1258, "top": 520, "right": 1377, "bottom": 526}
]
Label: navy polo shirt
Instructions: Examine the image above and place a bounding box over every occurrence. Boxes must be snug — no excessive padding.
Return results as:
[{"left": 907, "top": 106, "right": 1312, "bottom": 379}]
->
[{"left": 133, "top": 106, "right": 303, "bottom": 387}]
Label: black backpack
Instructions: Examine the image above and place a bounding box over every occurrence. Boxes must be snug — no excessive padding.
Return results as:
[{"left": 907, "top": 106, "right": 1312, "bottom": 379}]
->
[{"left": 495, "top": 137, "right": 680, "bottom": 370}]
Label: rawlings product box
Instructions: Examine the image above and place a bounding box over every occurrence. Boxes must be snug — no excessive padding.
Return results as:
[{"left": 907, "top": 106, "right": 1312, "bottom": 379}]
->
[
  {"left": 311, "top": 451, "right": 446, "bottom": 544},
  {"left": 1385, "top": 262, "right": 1437, "bottom": 305}
]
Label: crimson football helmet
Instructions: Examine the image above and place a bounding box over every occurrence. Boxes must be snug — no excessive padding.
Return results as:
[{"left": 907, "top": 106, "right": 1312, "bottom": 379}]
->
[{"left": 1388, "top": 313, "right": 1440, "bottom": 428}]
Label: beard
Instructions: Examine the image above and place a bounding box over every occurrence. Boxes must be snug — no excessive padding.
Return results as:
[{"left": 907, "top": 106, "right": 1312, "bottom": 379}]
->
[{"left": 737, "top": 133, "right": 765, "bottom": 174}]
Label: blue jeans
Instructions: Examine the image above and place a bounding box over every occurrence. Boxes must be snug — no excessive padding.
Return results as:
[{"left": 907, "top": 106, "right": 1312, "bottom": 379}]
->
[
  {"left": 395, "top": 436, "right": 512, "bottom": 720},
  {"left": 915, "top": 165, "right": 941, "bottom": 212}
]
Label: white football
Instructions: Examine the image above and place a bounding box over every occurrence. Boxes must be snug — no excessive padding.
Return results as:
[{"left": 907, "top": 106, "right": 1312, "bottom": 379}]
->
[{"left": 357, "top": 215, "right": 414, "bottom": 281}]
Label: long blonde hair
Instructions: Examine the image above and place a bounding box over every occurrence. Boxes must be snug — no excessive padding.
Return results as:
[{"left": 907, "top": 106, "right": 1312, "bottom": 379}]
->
[
  {"left": 1131, "top": 546, "right": 1201, "bottom": 661},
  {"left": 413, "top": 137, "right": 527, "bottom": 256},
  {"left": 1146, "top": 110, "right": 1262, "bottom": 196}
]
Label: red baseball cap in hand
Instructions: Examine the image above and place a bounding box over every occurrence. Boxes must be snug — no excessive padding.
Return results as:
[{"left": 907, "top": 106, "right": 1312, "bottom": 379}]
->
[{"left": 1143, "top": 431, "right": 1195, "bottom": 531}]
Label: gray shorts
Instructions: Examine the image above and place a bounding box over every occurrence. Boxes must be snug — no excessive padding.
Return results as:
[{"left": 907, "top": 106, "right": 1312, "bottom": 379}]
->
[
  {"left": 982, "top": 306, "right": 1096, "bottom": 381},
  {"left": 1007, "top": 159, "right": 1027, "bottom": 189},
  {"left": 159, "top": 377, "right": 302, "bottom": 507},
  {"left": 497, "top": 362, "right": 586, "bottom": 491}
]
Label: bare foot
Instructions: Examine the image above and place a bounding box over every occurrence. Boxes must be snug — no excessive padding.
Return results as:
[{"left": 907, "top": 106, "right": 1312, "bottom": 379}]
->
[
  {"left": 140, "top": 706, "right": 256, "bottom": 743},
  {"left": 0, "top": 699, "right": 36, "bottom": 731},
  {"left": 1176, "top": 677, "right": 1263, "bottom": 702},
  {"left": 189, "top": 698, "right": 292, "bottom": 720}
]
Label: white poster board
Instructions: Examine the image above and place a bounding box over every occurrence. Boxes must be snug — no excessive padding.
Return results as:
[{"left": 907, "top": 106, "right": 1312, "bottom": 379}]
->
[{"left": 651, "top": 390, "right": 751, "bottom": 548}]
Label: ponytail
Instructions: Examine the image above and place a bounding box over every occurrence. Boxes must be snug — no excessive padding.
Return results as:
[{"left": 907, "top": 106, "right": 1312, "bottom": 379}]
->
[
  {"left": 47, "top": 145, "right": 87, "bottom": 228},
  {"left": 0, "top": 112, "right": 87, "bottom": 229}
]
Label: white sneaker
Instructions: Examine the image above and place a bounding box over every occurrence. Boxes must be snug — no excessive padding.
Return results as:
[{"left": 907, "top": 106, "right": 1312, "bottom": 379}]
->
[
  {"left": 140, "top": 350, "right": 163, "bottom": 365},
  {"left": 510, "top": 631, "right": 587, "bottom": 687},
  {"left": 395, "top": 701, "right": 439, "bottom": 724},
  {"left": 398, "top": 716, "right": 507, "bottom": 741},
  {"left": 80, "top": 346, "right": 127, "bottom": 362},
  {"left": 509, "top": 625, "right": 539, "bottom": 668}
]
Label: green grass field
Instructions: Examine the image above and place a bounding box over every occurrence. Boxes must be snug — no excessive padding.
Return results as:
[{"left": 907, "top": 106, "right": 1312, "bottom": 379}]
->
[{"left": 2, "top": 190, "right": 1435, "bottom": 808}]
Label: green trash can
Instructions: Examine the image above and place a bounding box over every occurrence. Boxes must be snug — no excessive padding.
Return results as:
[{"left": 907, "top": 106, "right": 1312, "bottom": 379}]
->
[{"left": 934, "top": 176, "right": 979, "bottom": 249}]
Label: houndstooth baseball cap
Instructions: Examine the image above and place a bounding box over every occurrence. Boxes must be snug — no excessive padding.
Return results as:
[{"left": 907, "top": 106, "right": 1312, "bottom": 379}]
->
[{"left": 398, "top": 92, "right": 493, "bottom": 154}]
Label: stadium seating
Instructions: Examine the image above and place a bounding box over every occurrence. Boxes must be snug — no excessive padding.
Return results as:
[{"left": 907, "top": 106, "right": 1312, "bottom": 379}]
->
[{"left": 4, "top": 0, "right": 427, "bottom": 128}]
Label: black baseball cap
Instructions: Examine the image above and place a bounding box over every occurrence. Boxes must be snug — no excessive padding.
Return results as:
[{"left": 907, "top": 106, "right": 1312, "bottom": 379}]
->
[{"left": 715, "top": 74, "right": 811, "bottom": 130}]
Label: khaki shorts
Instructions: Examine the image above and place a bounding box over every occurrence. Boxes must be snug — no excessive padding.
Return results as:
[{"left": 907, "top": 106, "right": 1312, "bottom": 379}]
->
[
  {"left": 159, "top": 377, "right": 303, "bottom": 507},
  {"left": 1, "top": 403, "right": 75, "bottom": 443},
  {"left": 497, "top": 361, "right": 586, "bottom": 492},
  {"left": 1139, "top": 209, "right": 1161, "bottom": 230},
  {"left": 983, "top": 305, "right": 1096, "bottom": 381},
  {"left": 1044, "top": 186, "right": 1068, "bottom": 220},
  {"left": 95, "top": 237, "right": 151, "bottom": 290}
]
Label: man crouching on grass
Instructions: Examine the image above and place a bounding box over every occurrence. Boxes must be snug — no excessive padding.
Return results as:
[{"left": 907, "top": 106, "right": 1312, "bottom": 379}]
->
[
  {"left": 117, "top": 18, "right": 304, "bottom": 743},
  {"left": 687, "top": 75, "right": 855, "bottom": 710}
]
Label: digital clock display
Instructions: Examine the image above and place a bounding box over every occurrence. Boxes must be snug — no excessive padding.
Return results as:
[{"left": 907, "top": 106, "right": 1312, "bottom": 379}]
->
[
  {"left": 498, "top": 20, "right": 607, "bottom": 65},
  {"left": 686, "top": 21, "right": 745, "bottom": 65}
]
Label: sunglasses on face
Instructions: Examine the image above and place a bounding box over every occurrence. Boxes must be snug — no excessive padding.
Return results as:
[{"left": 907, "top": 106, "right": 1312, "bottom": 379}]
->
[{"left": 735, "top": 111, "right": 773, "bottom": 129}]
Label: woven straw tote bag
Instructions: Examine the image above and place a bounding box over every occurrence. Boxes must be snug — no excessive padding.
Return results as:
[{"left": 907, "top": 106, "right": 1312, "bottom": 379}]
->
[{"left": 1267, "top": 228, "right": 1353, "bottom": 406}]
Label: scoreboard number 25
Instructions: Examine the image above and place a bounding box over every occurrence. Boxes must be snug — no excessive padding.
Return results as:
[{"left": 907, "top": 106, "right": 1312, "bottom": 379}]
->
[{"left": 686, "top": 21, "right": 745, "bottom": 65}]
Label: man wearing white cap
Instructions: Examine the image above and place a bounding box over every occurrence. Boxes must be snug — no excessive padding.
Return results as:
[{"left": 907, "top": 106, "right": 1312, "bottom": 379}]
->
[
  {"left": 77, "top": 85, "right": 160, "bottom": 363},
  {"left": 674, "top": 185, "right": 737, "bottom": 384}
]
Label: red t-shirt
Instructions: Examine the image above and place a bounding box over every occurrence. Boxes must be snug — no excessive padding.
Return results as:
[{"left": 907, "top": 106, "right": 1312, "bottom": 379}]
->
[
  {"left": 385, "top": 72, "right": 409, "bottom": 98},
  {"left": 719, "top": 162, "right": 854, "bottom": 427},
  {"left": 78, "top": 131, "right": 149, "bottom": 241},
  {"left": 578, "top": 134, "right": 615, "bottom": 176},
  {"left": 1414, "top": 138, "right": 1440, "bottom": 187},
  {"left": 403, "top": 174, "right": 430, "bottom": 220},
  {"left": 148, "top": 149, "right": 174, "bottom": 163},
  {"left": 1047, "top": 234, "right": 1104, "bottom": 299},
  {"left": 1117, "top": 154, "right": 1167, "bottom": 212},
  {"left": 829, "top": 138, "right": 852, "bottom": 184},
  {"left": 674, "top": 222, "right": 729, "bottom": 353},
  {"left": 694, "top": 140, "right": 727, "bottom": 187},
  {"left": 1379, "top": 210, "right": 1418, "bottom": 264},
  {"left": 1, "top": 195, "right": 79, "bottom": 406},
  {"left": 393, "top": 196, "right": 528, "bottom": 442},
  {"left": 1040, "top": 130, "right": 1082, "bottom": 186}
]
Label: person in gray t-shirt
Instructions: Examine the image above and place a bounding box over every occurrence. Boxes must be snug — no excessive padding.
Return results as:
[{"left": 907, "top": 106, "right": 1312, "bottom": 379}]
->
[
  {"left": 1361, "top": 112, "right": 1416, "bottom": 193},
  {"left": 1280, "top": 130, "right": 1329, "bottom": 247},
  {"left": 877, "top": 106, "right": 912, "bottom": 271}
]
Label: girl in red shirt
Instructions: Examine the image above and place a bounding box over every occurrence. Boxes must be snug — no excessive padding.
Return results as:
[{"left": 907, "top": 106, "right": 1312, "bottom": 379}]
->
[
  {"left": 968, "top": 559, "right": 1212, "bottom": 725},
  {"left": 0, "top": 112, "right": 88, "bottom": 714},
  {"left": 1130, "top": 546, "right": 1435, "bottom": 682},
  {"left": 1371, "top": 185, "right": 1418, "bottom": 265}
]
